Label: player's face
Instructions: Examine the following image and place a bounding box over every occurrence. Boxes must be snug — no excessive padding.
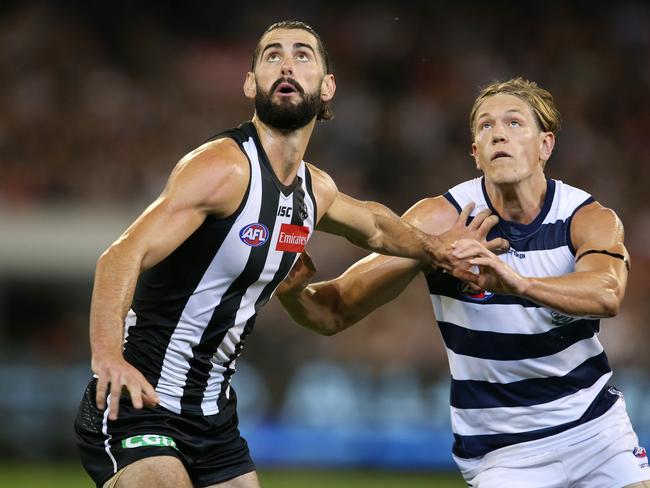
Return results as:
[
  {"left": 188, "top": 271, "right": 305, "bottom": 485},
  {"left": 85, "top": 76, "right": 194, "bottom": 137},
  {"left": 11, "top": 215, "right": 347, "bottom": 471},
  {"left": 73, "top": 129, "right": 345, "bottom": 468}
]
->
[
  {"left": 245, "top": 28, "right": 335, "bottom": 131},
  {"left": 471, "top": 94, "right": 554, "bottom": 185}
]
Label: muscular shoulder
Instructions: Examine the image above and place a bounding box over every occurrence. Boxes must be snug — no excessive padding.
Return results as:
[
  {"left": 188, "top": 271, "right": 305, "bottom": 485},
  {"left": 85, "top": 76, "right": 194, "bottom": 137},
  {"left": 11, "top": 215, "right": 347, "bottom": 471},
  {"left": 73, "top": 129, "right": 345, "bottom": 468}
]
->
[
  {"left": 571, "top": 201, "right": 625, "bottom": 251},
  {"left": 165, "top": 138, "right": 250, "bottom": 218},
  {"left": 305, "top": 162, "right": 338, "bottom": 221},
  {"left": 401, "top": 196, "right": 460, "bottom": 236}
]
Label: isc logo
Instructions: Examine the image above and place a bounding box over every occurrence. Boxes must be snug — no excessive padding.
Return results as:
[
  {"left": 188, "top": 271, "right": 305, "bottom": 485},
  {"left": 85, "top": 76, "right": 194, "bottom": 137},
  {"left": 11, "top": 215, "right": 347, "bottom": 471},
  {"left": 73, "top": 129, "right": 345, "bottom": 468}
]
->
[
  {"left": 239, "top": 223, "right": 269, "bottom": 247},
  {"left": 277, "top": 206, "right": 292, "bottom": 217}
]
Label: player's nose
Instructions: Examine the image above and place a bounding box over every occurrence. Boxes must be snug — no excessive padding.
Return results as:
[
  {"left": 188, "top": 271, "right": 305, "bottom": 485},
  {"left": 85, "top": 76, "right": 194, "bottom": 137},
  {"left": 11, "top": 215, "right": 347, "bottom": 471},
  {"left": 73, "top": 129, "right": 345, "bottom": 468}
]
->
[
  {"left": 491, "top": 124, "right": 507, "bottom": 144},
  {"left": 281, "top": 58, "right": 294, "bottom": 76}
]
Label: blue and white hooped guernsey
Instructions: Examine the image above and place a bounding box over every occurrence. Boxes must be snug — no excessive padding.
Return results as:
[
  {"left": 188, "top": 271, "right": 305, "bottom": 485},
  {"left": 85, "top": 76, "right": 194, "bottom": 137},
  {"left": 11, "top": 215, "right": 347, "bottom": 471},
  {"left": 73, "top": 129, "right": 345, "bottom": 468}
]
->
[{"left": 427, "top": 176, "right": 621, "bottom": 459}]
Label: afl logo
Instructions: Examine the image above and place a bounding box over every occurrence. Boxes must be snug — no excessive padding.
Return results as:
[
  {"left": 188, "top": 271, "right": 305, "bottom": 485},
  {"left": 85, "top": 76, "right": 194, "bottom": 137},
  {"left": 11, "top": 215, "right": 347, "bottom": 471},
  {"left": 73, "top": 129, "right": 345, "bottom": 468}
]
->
[
  {"left": 239, "top": 223, "right": 269, "bottom": 247},
  {"left": 458, "top": 282, "right": 494, "bottom": 301}
]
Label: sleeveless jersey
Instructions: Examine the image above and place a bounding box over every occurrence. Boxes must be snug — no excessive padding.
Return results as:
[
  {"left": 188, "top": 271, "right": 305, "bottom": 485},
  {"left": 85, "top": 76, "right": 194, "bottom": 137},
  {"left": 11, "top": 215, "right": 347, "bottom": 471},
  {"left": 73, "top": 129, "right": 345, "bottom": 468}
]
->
[
  {"left": 122, "top": 122, "right": 317, "bottom": 416},
  {"left": 427, "top": 177, "right": 621, "bottom": 459}
]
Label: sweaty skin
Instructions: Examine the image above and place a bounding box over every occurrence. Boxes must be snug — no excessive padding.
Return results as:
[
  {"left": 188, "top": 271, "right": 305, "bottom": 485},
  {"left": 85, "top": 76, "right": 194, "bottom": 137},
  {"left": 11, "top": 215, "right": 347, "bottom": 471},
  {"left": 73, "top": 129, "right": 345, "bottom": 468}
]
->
[{"left": 90, "top": 28, "right": 506, "bottom": 423}]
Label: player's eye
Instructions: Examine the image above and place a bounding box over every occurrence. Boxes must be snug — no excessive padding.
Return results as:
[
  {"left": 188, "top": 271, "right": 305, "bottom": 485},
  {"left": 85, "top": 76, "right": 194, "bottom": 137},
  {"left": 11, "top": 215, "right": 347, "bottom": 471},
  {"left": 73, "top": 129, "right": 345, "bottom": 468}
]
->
[
  {"left": 296, "top": 52, "right": 311, "bottom": 62},
  {"left": 266, "top": 53, "right": 281, "bottom": 62},
  {"left": 481, "top": 122, "right": 492, "bottom": 130},
  {"left": 509, "top": 120, "right": 521, "bottom": 127}
]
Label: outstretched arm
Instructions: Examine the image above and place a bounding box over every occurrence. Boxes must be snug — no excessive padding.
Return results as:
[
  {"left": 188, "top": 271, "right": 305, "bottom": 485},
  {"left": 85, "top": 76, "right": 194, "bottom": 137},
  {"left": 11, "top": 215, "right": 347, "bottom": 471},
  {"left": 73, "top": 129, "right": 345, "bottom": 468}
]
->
[
  {"left": 277, "top": 197, "right": 501, "bottom": 334},
  {"left": 452, "top": 202, "right": 629, "bottom": 317},
  {"left": 309, "top": 164, "right": 507, "bottom": 274},
  {"left": 91, "top": 139, "right": 249, "bottom": 420}
]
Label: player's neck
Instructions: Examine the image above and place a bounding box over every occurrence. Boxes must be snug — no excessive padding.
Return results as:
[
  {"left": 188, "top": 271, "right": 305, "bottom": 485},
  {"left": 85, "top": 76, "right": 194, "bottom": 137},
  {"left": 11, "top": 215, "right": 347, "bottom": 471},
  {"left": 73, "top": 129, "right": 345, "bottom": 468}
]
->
[
  {"left": 252, "top": 117, "right": 316, "bottom": 185},
  {"left": 485, "top": 172, "right": 547, "bottom": 224}
]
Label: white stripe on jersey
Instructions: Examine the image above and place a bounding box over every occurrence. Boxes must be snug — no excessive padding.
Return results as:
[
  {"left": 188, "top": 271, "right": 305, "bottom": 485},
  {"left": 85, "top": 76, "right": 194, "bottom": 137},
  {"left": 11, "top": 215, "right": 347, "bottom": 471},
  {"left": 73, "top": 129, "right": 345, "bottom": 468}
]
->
[
  {"left": 201, "top": 163, "right": 293, "bottom": 413},
  {"left": 432, "top": 177, "right": 610, "bottom": 456},
  {"left": 155, "top": 137, "right": 263, "bottom": 414},
  {"left": 446, "top": 336, "right": 604, "bottom": 383},
  {"left": 199, "top": 146, "right": 317, "bottom": 415},
  {"left": 434, "top": 299, "right": 558, "bottom": 335},
  {"left": 450, "top": 372, "right": 612, "bottom": 436},
  {"left": 503, "top": 246, "right": 576, "bottom": 276}
]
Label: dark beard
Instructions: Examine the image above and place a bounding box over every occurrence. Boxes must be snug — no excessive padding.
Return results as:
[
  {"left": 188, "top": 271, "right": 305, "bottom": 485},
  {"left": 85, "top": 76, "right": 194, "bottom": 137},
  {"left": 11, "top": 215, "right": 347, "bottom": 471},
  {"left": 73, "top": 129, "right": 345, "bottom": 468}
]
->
[{"left": 255, "top": 78, "right": 322, "bottom": 132}]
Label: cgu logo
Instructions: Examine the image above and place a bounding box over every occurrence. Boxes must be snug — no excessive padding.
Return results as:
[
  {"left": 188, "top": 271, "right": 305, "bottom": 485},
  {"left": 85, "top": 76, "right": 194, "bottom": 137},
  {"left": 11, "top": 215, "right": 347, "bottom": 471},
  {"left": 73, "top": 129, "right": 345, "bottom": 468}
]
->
[
  {"left": 239, "top": 223, "right": 269, "bottom": 247},
  {"left": 121, "top": 434, "right": 178, "bottom": 450}
]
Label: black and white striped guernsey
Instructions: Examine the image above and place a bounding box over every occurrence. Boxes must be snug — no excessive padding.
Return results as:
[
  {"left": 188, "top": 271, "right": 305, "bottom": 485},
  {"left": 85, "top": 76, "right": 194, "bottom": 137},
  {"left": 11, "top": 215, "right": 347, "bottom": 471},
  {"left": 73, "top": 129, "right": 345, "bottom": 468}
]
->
[
  {"left": 122, "top": 122, "right": 318, "bottom": 416},
  {"left": 427, "top": 177, "right": 621, "bottom": 459}
]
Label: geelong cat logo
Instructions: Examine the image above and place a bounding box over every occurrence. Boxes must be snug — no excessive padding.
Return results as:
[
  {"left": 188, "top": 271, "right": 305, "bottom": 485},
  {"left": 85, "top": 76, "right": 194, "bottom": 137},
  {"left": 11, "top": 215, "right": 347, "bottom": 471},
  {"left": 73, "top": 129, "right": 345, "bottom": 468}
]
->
[
  {"left": 458, "top": 282, "right": 494, "bottom": 301},
  {"left": 239, "top": 223, "right": 269, "bottom": 247}
]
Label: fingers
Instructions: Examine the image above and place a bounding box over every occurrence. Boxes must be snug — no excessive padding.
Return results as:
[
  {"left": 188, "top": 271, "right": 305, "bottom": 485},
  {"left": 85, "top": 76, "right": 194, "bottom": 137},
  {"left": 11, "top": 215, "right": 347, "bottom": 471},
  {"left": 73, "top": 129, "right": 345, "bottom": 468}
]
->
[
  {"left": 485, "top": 237, "right": 510, "bottom": 254},
  {"left": 142, "top": 390, "right": 161, "bottom": 409},
  {"left": 95, "top": 375, "right": 108, "bottom": 411},
  {"left": 140, "top": 380, "right": 160, "bottom": 409},
  {"left": 108, "top": 372, "right": 123, "bottom": 421},
  {"left": 469, "top": 256, "right": 494, "bottom": 267},
  {"left": 468, "top": 208, "right": 492, "bottom": 231},
  {"left": 300, "top": 251, "right": 317, "bottom": 274},
  {"left": 452, "top": 239, "right": 490, "bottom": 259},
  {"left": 475, "top": 214, "right": 499, "bottom": 237},
  {"left": 127, "top": 381, "right": 144, "bottom": 410},
  {"left": 457, "top": 202, "right": 476, "bottom": 226},
  {"left": 452, "top": 268, "right": 479, "bottom": 284}
]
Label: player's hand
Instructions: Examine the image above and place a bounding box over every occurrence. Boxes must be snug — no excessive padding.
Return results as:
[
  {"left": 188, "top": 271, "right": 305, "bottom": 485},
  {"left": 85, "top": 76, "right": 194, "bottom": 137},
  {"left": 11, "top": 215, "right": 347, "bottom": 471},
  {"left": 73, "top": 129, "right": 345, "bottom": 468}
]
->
[
  {"left": 430, "top": 203, "right": 509, "bottom": 276},
  {"left": 451, "top": 238, "right": 528, "bottom": 295},
  {"left": 276, "top": 252, "right": 317, "bottom": 297},
  {"left": 92, "top": 355, "right": 160, "bottom": 421}
]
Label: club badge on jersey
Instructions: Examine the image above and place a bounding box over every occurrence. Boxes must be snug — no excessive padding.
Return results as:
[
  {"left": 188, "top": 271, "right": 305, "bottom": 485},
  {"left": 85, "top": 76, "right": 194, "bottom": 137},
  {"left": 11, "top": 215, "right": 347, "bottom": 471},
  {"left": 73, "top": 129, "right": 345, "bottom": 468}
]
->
[
  {"left": 634, "top": 447, "right": 649, "bottom": 469},
  {"left": 458, "top": 281, "right": 494, "bottom": 301},
  {"left": 239, "top": 223, "right": 269, "bottom": 247}
]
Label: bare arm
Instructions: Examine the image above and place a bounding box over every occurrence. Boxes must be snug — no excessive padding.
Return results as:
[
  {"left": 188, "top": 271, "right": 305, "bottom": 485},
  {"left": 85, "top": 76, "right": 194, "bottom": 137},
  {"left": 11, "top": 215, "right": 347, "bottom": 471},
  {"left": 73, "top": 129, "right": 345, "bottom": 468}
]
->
[
  {"left": 452, "top": 202, "right": 629, "bottom": 317},
  {"left": 309, "top": 164, "right": 507, "bottom": 272},
  {"left": 91, "top": 138, "right": 249, "bottom": 419},
  {"left": 277, "top": 197, "right": 499, "bottom": 334}
]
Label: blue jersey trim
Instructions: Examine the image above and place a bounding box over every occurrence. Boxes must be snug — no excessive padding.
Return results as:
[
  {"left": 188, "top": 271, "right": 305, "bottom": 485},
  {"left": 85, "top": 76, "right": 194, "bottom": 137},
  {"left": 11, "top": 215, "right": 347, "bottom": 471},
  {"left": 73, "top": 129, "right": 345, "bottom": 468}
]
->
[
  {"left": 450, "top": 351, "right": 611, "bottom": 409},
  {"left": 566, "top": 196, "right": 596, "bottom": 255},
  {"left": 452, "top": 385, "right": 620, "bottom": 458},
  {"left": 481, "top": 218, "right": 571, "bottom": 253},
  {"left": 443, "top": 191, "right": 462, "bottom": 213},
  {"left": 482, "top": 177, "right": 556, "bottom": 242},
  {"left": 438, "top": 319, "right": 599, "bottom": 360},
  {"left": 425, "top": 271, "right": 542, "bottom": 308}
]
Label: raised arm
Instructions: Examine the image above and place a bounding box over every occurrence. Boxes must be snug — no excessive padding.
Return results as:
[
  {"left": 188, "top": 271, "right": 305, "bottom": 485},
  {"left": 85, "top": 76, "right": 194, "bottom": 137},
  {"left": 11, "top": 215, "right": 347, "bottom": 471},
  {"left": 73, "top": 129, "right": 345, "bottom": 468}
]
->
[
  {"left": 277, "top": 197, "right": 499, "bottom": 335},
  {"left": 452, "top": 202, "right": 629, "bottom": 317},
  {"left": 308, "top": 164, "right": 507, "bottom": 272},
  {"left": 91, "top": 138, "right": 249, "bottom": 420}
]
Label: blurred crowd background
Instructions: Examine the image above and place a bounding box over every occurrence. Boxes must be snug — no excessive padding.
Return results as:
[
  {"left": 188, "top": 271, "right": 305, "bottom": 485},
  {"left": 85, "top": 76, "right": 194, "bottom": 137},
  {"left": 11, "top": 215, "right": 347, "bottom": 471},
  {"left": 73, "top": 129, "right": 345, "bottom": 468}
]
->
[{"left": 1, "top": 0, "right": 649, "bottom": 470}]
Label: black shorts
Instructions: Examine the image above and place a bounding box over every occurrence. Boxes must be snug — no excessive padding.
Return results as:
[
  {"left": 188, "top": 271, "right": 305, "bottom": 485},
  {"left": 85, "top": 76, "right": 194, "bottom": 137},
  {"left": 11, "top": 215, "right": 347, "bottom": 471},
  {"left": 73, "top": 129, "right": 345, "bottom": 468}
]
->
[{"left": 74, "top": 379, "right": 255, "bottom": 488}]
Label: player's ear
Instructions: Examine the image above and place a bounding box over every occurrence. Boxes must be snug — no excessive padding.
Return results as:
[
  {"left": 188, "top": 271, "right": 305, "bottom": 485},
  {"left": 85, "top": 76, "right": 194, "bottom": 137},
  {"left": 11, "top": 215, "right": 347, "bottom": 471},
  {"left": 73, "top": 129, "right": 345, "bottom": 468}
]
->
[
  {"left": 320, "top": 74, "right": 336, "bottom": 102},
  {"left": 539, "top": 131, "right": 555, "bottom": 164},
  {"left": 471, "top": 143, "right": 481, "bottom": 170},
  {"left": 243, "top": 72, "right": 256, "bottom": 100}
]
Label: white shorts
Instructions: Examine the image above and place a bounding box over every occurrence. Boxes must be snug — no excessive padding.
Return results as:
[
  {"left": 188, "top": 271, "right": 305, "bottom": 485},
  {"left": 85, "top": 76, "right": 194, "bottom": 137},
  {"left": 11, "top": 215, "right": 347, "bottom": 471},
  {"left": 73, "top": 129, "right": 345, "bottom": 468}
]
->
[{"left": 454, "top": 398, "right": 650, "bottom": 488}]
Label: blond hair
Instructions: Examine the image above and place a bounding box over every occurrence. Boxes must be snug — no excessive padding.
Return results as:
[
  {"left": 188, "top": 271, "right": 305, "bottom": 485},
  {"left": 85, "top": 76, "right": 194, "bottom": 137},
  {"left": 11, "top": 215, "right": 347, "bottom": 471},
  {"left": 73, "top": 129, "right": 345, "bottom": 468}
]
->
[{"left": 469, "top": 77, "right": 561, "bottom": 138}]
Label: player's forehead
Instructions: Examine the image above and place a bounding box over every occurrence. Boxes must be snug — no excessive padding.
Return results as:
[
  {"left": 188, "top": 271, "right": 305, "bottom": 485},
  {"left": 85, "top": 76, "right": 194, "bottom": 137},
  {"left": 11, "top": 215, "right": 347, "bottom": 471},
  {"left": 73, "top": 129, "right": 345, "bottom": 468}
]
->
[
  {"left": 258, "top": 28, "right": 319, "bottom": 56},
  {"left": 476, "top": 94, "right": 535, "bottom": 120}
]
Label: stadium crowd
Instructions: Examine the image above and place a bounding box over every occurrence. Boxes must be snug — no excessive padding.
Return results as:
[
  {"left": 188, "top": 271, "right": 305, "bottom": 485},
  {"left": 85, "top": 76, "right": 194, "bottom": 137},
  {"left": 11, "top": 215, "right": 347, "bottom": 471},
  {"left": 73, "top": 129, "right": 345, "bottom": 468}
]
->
[{"left": 1, "top": 3, "right": 649, "bottom": 456}]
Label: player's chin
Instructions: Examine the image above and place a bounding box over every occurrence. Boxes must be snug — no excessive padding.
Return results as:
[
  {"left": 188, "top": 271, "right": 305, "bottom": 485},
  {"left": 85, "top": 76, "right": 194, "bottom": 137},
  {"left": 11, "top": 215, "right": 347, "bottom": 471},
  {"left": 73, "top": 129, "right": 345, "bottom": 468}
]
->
[{"left": 273, "top": 93, "right": 302, "bottom": 104}]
